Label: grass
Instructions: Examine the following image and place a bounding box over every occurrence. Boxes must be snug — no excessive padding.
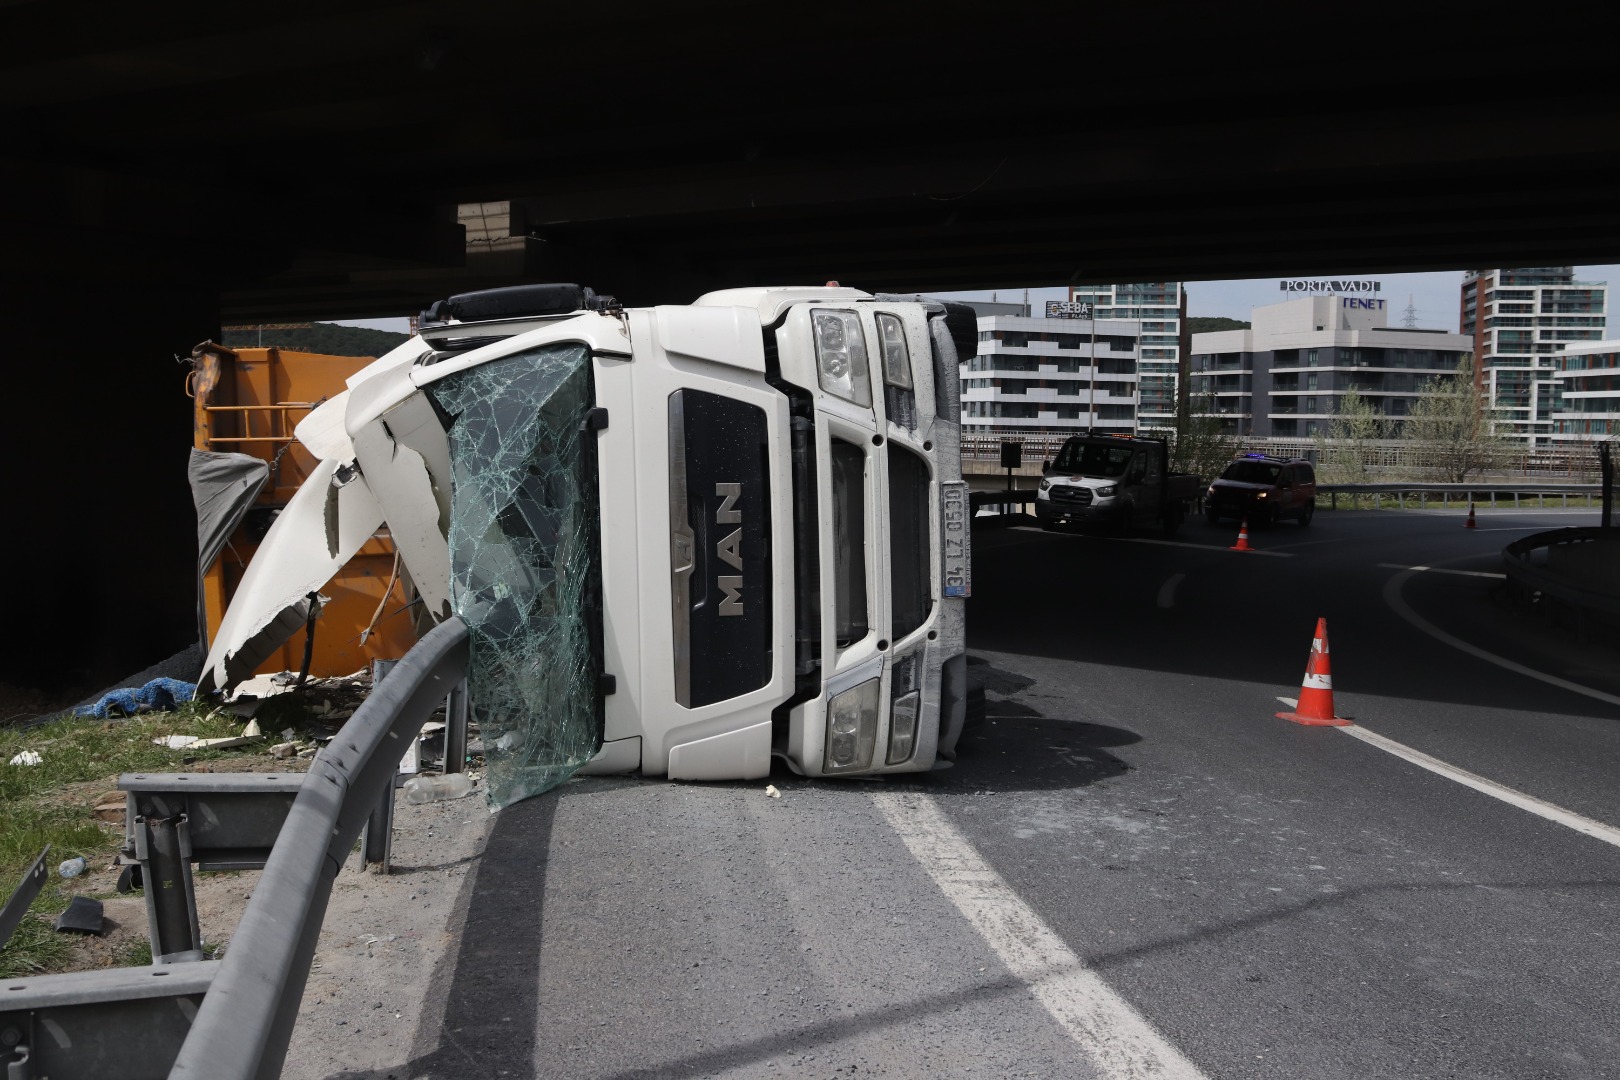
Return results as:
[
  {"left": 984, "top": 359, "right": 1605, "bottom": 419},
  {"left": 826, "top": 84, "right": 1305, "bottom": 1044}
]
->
[
  {"left": 0, "top": 700, "right": 295, "bottom": 979},
  {"left": 1316, "top": 493, "right": 1603, "bottom": 512}
]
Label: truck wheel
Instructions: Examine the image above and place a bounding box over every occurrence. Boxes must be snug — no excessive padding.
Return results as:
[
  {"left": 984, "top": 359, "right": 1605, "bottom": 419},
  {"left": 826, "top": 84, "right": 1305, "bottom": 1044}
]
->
[
  {"left": 1118, "top": 506, "right": 1134, "bottom": 536},
  {"left": 1162, "top": 504, "right": 1183, "bottom": 535}
]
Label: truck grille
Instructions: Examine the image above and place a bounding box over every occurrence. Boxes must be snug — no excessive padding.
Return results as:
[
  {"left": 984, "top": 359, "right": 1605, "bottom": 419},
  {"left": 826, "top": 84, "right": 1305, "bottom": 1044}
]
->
[{"left": 1051, "top": 485, "right": 1092, "bottom": 505}]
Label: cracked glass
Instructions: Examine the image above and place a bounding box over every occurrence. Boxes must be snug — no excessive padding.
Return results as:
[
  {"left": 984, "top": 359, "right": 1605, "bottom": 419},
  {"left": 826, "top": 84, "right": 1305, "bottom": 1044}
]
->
[{"left": 428, "top": 343, "right": 604, "bottom": 808}]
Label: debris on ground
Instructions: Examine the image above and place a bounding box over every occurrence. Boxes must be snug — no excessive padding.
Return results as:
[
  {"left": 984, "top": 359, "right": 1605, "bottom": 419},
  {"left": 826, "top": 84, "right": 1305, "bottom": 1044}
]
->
[
  {"left": 153, "top": 734, "right": 261, "bottom": 751},
  {"left": 269, "top": 741, "right": 301, "bottom": 759},
  {"left": 73, "top": 678, "right": 196, "bottom": 720},
  {"left": 53, "top": 896, "right": 104, "bottom": 935},
  {"left": 91, "top": 796, "right": 125, "bottom": 823},
  {"left": 765, "top": 784, "right": 782, "bottom": 799},
  {"left": 9, "top": 750, "right": 41, "bottom": 766}
]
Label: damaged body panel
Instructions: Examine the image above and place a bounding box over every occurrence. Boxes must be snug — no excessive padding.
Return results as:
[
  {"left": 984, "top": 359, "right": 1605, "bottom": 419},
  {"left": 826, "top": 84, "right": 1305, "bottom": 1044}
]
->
[{"left": 202, "top": 284, "right": 969, "bottom": 803}]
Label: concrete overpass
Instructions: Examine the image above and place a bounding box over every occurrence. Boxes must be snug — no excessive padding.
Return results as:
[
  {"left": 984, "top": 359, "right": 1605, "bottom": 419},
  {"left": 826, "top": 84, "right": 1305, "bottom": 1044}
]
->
[{"left": 6, "top": 1, "right": 1620, "bottom": 699}]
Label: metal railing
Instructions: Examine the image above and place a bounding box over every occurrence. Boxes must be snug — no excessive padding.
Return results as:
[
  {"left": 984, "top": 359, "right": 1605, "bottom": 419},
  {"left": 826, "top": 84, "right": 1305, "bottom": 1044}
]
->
[
  {"left": 1, "top": 617, "right": 470, "bottom": 1080},
  {"left": 1501, "top": 527, "right": 1620, "bottom": 634},
  {"left": 1319, "top": 482, "right": 1601, "bottom": 510}
]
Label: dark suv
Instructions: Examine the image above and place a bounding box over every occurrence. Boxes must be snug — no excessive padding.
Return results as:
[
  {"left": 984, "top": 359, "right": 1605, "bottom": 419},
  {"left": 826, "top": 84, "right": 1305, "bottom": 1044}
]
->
[{"left": 1204, "top": 455, "right": 1316, "bottom": 526}]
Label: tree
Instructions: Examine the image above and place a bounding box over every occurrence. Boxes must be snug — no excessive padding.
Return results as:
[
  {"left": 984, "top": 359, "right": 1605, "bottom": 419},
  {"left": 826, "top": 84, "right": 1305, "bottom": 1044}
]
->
[
  {"left": 1169, "top": 389, "right": 1236, "bottom": 482},
  {"left": 1405, "top": 355, "right": 1509, "bottom": 482},
  {"left": 1314, "top": 387, "right": 1392, "bottom": 483}
]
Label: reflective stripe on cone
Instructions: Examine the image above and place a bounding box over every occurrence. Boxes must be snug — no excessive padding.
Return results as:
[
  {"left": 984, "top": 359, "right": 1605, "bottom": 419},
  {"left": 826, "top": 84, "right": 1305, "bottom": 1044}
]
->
[{"left": 1276, "top": 616, "right": 1350, "bottom": 727}]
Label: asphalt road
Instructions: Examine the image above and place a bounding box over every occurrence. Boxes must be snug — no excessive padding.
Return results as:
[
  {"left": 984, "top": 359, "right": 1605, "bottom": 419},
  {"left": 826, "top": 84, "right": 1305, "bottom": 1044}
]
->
[{"left": 308, "top": 507, "right": 1620, "bottom": 1080}]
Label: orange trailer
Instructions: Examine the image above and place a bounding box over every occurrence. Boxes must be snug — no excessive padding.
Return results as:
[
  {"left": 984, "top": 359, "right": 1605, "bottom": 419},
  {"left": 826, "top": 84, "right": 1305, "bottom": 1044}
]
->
[{"left": 188, "top": 342, "right": 418, "bottom": 679}]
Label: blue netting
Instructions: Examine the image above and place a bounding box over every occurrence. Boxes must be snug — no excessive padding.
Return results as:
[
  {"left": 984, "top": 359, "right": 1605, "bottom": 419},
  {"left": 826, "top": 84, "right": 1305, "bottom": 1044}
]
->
[{"left": 74, "top": 678, "right": 197, "bottom": 719}]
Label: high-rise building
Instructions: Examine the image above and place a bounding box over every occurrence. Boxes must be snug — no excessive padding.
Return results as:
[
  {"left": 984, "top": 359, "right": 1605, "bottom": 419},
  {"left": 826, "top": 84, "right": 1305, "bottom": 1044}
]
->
[
  {"left": 960, "top": 314, "right": 1140, "bottom": 435},
  {"left": 1188, "top": 294, "right": 1471, "bottom": 437},
  {"left": 1069, "top": 283, "right": 1185, "bottom": 430},
  {"left": 1550, "top": 339, "right": 1620, "bottom": 444},
  {"left": 1460, "top": 268, "right": 1608, "bottom": 446}
]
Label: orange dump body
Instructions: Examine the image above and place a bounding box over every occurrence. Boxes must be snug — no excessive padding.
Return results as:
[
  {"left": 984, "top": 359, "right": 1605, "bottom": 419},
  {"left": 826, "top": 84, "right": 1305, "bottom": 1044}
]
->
[{"left": 190, "top": 344, "right": 418, "bottom": 677}]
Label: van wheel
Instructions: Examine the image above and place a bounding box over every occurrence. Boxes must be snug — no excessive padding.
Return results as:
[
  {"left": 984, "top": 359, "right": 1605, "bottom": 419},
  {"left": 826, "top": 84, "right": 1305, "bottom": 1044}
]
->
[
  {"left": 1118, "top": 506, "right": 1134, "bottom": 536},
  {"left": 1299, "top": 501, "right": 1315, "bottom": 526},
  {"left": 1205, "top": 506, "right": 1220, "bottom": 526}
]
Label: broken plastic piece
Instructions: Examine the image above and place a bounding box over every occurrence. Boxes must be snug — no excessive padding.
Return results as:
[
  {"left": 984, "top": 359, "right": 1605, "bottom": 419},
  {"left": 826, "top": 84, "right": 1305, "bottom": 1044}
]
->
[
  {"left": 54, "top": 896, "right": 104, "bottom": 935},
  {"left": 9, "top": 751, "right": 41, "bottom": 767},
  {"left": 765, "top": 785, "right": 782, "bottom": 799}
]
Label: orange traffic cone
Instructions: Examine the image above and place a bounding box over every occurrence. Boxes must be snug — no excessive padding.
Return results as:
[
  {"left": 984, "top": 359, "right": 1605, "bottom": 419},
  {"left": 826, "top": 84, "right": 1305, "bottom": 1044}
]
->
[
  {"left": 1275, "top": 618, "right": 1350, "bottom": 727},
  {"left": 1231, "top": 517, "right": 1253, "bottom": 551},
  {"left": 1465, "top": 503, "right": 1476, "bottom": 529}
]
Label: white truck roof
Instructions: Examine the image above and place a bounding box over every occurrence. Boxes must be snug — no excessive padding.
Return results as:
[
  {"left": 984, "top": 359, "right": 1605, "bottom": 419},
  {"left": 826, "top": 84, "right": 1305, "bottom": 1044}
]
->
[{"left": 694, "top": 286, "right": 873, "bottom": 325}]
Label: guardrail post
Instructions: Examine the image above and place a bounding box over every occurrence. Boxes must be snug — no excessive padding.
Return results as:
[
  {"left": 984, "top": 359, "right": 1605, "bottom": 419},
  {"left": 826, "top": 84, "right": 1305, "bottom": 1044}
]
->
[
  {"left": 445, "top": 678, "right": 470, "bottom": 775},
  {"left": 132, "top": 795, "right": 204, "bottom": 963}
]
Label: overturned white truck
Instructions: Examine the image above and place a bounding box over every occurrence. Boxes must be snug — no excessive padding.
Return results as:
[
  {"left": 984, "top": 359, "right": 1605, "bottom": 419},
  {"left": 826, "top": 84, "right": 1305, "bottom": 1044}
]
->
[{"left": 200, "top": 284, "right": 973, "bottom": 804}]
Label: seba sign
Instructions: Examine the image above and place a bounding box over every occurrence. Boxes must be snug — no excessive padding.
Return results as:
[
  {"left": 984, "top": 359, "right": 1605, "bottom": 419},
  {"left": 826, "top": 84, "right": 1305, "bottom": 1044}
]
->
[{"left": 1279, "top": 279, "right": 1381, "bottom": 294}]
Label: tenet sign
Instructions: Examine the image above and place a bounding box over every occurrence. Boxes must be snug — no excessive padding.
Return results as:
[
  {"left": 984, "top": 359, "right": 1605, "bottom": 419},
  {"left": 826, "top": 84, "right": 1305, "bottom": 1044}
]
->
[
  {"left": 1279, "top": 279, "right": 1381, "bottom": 293},
  {"left": 1343, "top": 298, "right": 1387, "bottom": 310}
]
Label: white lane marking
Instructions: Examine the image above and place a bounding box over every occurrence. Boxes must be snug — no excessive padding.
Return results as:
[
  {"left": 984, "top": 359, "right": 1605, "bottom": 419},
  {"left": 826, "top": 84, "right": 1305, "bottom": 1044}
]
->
[
  {"left": 1382, "top": 567, "right": 1620, "bottom": 708},
  {"left": 1011, "top": 527, "right": 1292, "bottom": 557},
  {"left": 873, "top": 792, "right": 1206, "bottom": 1080},
  {"left": 1277, "top": 696, "right": 1298, "bottom": 708},
  {"left": 1376, "top": 562, "right": 1506, "bottom": 579},
  {"left": 1336, "top": 724, "right": 1620, "bottom": 851},
  {"left": 1156, "top": 573, "right": 1186, "bottom": 609}
]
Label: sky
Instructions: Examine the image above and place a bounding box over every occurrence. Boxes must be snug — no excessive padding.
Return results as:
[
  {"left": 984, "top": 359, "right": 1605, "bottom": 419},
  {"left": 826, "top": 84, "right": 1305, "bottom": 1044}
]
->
[{"left": 331, "top": 265, "right": 1620, "bottom": 336}]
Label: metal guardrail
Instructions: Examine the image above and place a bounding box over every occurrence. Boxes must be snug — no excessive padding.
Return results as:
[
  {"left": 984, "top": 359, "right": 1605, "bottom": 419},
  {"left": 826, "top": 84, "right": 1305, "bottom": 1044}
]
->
[
  {"left": 1319, "top": 482, "right": 1600, "bottom": 510},
  {"left": 1, "top": 617, "right": 471, "bottom": 1080},
  {"left": 1502, "top": 527, "right": 1620, "bottom": 628}
]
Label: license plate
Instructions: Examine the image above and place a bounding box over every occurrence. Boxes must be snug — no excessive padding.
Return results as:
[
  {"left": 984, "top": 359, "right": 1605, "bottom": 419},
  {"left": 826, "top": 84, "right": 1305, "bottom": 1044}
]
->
[{"left": 941, "top": 481, "right": 971, "bottom": 598}]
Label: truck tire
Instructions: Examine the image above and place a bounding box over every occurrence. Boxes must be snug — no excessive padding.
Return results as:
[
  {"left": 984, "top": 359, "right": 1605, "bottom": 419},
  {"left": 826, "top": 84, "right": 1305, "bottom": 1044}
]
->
[
  {"left": 1162, "top": 503, "right": 1184, "bottom": 535},
  {"left": 1117, "top": 505, "right": 1134, "bottom": 536}
]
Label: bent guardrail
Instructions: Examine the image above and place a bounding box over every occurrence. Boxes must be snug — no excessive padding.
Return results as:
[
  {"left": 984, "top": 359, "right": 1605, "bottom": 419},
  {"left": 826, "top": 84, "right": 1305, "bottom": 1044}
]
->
[{"left": 1, "top": 617, "right": 470, "bottom": 1080}]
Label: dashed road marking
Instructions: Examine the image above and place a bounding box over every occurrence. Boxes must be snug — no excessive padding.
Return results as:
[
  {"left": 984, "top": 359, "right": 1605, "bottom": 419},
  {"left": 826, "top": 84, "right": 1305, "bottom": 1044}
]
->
[
  {"left": 873, "top": 792, "right": 1207, "bottom": 1080},
  {"left": 1157, "top": 573, "right": 1186, "bottom": 609},
  {"left": 1376, "top": 562, "right": 1506, "bottom": 579}
]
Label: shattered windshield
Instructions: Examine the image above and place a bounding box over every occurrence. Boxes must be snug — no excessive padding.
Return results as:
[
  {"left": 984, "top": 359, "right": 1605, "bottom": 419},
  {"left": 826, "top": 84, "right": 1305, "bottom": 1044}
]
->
[
  {"left": 1051, "top": 441, "right": 1133, "bottom": 477},
  {"left": 428, "top": 343, "right": 604, "bottom": 808}
]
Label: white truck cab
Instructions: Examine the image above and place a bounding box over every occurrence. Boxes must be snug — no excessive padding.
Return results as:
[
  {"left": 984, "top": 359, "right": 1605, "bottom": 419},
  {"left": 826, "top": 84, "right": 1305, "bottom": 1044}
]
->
[{"left": 198, "top": 284, "right": 972, "bottom": 804}]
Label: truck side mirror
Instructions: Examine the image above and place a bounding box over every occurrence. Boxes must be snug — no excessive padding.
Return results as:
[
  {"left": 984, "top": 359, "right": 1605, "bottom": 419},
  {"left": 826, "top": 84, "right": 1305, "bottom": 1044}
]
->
[{"left": 1042, "top": 460, "right": 1051, "bottom": 474}]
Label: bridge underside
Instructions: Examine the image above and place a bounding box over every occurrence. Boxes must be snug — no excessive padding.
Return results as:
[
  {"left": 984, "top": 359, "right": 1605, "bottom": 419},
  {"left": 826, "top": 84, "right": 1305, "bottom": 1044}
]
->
[{"left": 4, "top": 1, "right": 1618, "bottom": 696}]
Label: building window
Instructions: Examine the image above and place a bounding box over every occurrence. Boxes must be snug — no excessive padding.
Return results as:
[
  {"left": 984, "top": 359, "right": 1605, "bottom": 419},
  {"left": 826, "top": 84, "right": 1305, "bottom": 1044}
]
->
[{"left": 1307, "top": 349, "right": 1319, "bottom": 366}]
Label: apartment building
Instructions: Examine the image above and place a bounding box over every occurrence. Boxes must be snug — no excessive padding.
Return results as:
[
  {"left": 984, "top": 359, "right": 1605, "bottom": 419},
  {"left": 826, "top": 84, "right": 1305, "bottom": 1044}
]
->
[
  {"left": 1067, "top": 283, "right": 1184, "bottom": 430},
  {"left": 1460, "top": 268, "right": 1608, "bottom": 446},
  {"left": 1550, "top": 339, "right": 1620, "bottom": 444},
  {"left": 960, "top": 314, "right": 1140, "bottom": 435},
  {"left": 1188, "top": 295, "right": 1471, "bottom": 437}
]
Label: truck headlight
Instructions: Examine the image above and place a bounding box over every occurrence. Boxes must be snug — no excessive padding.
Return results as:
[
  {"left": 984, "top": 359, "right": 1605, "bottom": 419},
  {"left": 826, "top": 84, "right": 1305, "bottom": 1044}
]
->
[
  {"left": 824, "top": 678, "right": 880, "bottom": 772},
  {"left": 1097, "top": 484, "right": 1117, "bottom": 497},
  {"left": 875, "top": 312, "right": 912, "bottom": 389},
  {"left": 887, "top": 690, "right": 920, "bottom": 765},
  {"left": 812, "top": 310, "right": 872, "bottom": 407}
]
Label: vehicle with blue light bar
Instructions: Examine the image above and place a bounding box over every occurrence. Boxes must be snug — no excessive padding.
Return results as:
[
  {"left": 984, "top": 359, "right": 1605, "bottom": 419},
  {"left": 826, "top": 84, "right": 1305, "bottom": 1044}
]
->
[
  {"left": 1034, "top": 433, "right": 1201, "bottom": 534},
  {"left": 1205, "top": 454, "right": 1316, "bottom": 526},
  {"left": 196, "top": 283, "right": 974, "bottom": 798}
]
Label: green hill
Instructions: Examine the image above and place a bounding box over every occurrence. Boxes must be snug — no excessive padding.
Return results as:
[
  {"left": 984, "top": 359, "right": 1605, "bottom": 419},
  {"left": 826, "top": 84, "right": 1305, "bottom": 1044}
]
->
[
  {"left": 220, "top": 323, "right": 412, "bottom": 357},
  {"left": 1185, "top": 317, "right": 1250, "bottom": 335}
]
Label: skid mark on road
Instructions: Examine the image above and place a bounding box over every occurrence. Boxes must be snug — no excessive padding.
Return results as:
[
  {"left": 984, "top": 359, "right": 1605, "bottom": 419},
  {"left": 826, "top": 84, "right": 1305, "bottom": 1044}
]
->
[{"left": 873, "top": 792, "right": 1207, "bottom": 1080}]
